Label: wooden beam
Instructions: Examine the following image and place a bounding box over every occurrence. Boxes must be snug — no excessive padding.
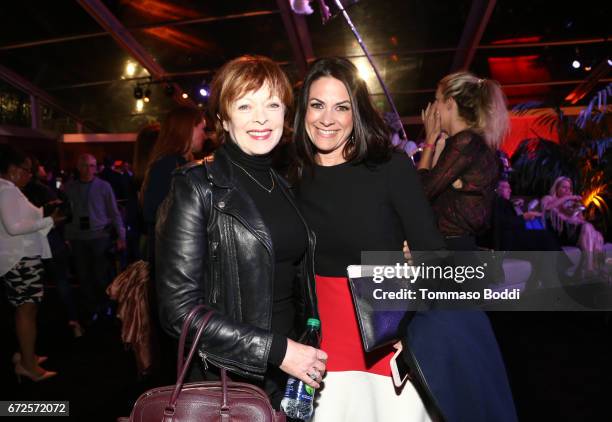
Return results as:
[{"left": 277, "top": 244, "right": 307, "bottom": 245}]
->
[
  {"left": 275, "top": 0, "right": 314, "bottom": 76},
  {"left": 0, "top": 10, "right": 280, "bottom": 51},
  {"left": 564, "top": 59, "right": 612, "bottom": 104},
  {"left": 450, "top": 0, "right": 496, "bottom": 72},
  {"left": 77, "top": 0, "right": 192, "bottom": 106}
]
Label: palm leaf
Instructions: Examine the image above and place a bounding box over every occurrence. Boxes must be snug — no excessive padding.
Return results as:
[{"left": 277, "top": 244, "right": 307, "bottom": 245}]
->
[{"left": 576, "top": 83, "right": 612, "bottom": 129}]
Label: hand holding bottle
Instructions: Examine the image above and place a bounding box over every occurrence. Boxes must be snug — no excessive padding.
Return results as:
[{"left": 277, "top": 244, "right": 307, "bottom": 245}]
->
[{"left": 280, "top": 338, "right": 327, "bottom": 389}]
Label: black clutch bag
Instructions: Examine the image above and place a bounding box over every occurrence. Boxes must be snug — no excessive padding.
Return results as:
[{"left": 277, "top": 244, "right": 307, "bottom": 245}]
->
[{"left": 347, "top": 265, "right": 415, "bottom": 353}]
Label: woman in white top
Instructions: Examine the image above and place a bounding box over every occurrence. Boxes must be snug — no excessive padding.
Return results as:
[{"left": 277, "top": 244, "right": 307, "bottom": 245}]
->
[
  {"left": 0, "top": 145, "right": 63, "bottom": 382},
  {"left": 541, "top": 176, "right": 604, "bottom": 274}
]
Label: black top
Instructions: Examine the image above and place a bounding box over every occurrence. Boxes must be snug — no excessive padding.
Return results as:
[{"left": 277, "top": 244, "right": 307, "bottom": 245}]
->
[
  {"left": 142, "top": 154, "right": 188, "bottom": 264},
  {"left": 418, "top": 130, "right": 498, "bottom": 237},
  {"left": 223, "top": 142, "right": 308, "bottom": 366},
  {"left": 143, "top": 154, "right": 187, "bottom": 226},
  {"left": 297, "top": 152, "right": 445, "bottom": 277}
]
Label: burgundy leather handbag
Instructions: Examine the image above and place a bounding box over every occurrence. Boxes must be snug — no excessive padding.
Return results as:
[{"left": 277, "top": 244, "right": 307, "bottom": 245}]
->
[{"left": 119, "top": 305, "right": 286, "bottom": 422}]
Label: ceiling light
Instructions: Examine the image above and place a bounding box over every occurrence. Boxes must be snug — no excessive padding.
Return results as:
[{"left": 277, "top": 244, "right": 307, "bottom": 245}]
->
[
  {"left": 126, "top": 62, "right": 136, "bottom": 76},
  {"left": 572, "top": 60, "right": 581, "bottom": 69},
  {"left": 182, "top": 93, "right": 189, "bottom": 99},
  {"left": 356, "top": 62, "right": 373, "bottom": 80}
]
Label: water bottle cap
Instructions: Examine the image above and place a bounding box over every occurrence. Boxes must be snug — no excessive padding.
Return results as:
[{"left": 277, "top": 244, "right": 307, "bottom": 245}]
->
[{"left": 306, "top": 318, "right": 320, "bottom": 328}]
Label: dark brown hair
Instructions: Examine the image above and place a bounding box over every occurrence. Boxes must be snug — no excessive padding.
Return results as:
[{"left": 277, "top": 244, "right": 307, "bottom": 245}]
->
[
  {"left": 291, "top": 57, "right": 392, "bottom": 181},
  {"left": 142, "top": 106, "right": 203, "bottom": 193},
  {"left": 132, "top": 122, "right": 160, "bottom": 189}
]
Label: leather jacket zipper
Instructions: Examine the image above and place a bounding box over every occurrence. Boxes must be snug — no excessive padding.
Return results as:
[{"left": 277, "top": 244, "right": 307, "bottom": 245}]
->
[{"left": 210, "top": 241, "right": 220, "bottom": 303}]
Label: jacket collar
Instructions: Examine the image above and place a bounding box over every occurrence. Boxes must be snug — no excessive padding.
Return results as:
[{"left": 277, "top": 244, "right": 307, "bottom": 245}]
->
[
  {"left": 203, "top": 147, "right": 310, "bottom": 259},
  {"left": 204, "top": 148, "right": 274, "bottom": 256},
  {"left": 203, "top": 147, "right": 234, "bottom": 189}
]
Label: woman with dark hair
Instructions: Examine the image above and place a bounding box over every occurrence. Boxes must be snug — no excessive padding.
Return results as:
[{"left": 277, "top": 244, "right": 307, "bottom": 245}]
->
[
  {"left": 130, "top": 122, "right": 160, "bottom": 259},
  {"left": 155, "top": 55, "right": 326, "bottom": 409},
  {"left": 142, "top": 106, "right": 205, "bottom": 257},
  {"left": 140, "top": 107, "right": 205, "bottom": 383},
  {"left": 0, "top": 145, "right": 62, "bottom": 381},
  {"left": 292, "top": 57, "right": 445, "bottom": 420},
  {"left": 133, "top": 122, "right": 160, "bottom": 192}
]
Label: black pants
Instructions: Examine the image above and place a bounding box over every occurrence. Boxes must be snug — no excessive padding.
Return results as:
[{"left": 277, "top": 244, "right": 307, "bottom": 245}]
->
[
  {"left": 43, "top": 247, "right": 78, "bottom": 321},
  {"left": 71, "top": 237, "right": 112, "bottom": 320},
  {"left": 444, "top": 235, "right": 477, "bottom": 251}
]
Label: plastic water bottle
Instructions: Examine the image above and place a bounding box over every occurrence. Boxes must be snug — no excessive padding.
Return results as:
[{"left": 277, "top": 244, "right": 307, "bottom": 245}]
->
[{"left": 280, "top": 318, "right": 321, "bottom": 420}]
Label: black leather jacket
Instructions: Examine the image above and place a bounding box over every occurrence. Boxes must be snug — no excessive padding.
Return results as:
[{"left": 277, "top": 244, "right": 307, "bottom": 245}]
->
[{"left": 155, "top": 148, "right": 318, "bottom": 380}]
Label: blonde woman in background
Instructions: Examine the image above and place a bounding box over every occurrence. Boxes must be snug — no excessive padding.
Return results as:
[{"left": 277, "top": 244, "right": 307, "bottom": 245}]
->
[
  {"left": 415, "top": 71, "right": 517, "bottom": 421},
  {"left": 542, "top": 176, "right": 604, "bottom": 274},
  {"left": 418, "top": 71, "right": 509, "bottom": 248}
]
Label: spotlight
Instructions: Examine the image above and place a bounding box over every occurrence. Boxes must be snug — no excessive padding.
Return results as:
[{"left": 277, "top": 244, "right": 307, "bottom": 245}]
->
[
  {"left": 356, "top": 62, "right": 373, "bottom": 81},
  {"left": 608, "top": 59, "right": 612, "bottom": 66},
  {"left": 125, "top": 62, "right": 136, "bottom": 76},
  {"left": 143, "top": 88, "right": 151, "bottom": 103},
  {"left": 133, "top": 85, "right": 143, "bottom": 99},
  {"left": 182, "top": 92, "right": 189, "bottom": 99},
  {"left": 572, "top": 60, "right": 581, "bottom": 69},
  {"left": 199, "top": 80, "right": 210, "bottom": 98},
  {"left": 584, "top": 66, "right": 592, "bottom": 72}
]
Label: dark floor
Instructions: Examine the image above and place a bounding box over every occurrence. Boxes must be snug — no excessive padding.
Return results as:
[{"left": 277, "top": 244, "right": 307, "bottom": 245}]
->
[{"left": 2, "top": 286, "right": 612, "bottom": 421}]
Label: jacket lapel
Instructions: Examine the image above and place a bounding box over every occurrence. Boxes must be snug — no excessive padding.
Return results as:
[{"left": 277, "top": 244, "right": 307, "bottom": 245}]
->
[{"left": 204, "top": 149, "right": 273, "bottom": 256}]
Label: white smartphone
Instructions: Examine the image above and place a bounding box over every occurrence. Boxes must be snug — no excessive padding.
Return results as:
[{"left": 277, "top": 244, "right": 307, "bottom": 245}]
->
[{"left": 390, "top": 343, "right": 410, "bottom": 387}]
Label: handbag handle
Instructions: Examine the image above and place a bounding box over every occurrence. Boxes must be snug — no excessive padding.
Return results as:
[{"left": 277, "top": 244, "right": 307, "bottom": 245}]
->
[
  {"left": 177, "top": 304, "right": 209, "bottom": 376},
  {"left": 164, "top": 305, "right": 215, "bottom": 421}
]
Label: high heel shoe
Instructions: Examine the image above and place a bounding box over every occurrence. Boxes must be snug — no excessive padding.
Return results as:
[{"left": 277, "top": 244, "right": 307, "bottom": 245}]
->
[
  {"left": 14, "top": 363, "right": 57, "bottom": 383},
  {"left": 11, "top": 353, "right": 48, "bottom": 365}
]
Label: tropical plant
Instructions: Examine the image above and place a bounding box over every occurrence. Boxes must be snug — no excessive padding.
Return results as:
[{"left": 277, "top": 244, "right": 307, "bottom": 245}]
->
[{"left": 510, "top": 84, "right": 612, "bottom": 239}]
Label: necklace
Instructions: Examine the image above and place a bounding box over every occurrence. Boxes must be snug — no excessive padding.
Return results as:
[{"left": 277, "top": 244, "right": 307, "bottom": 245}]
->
[{"left": 227, "top": 157, "right": 275, "bottom": 193}]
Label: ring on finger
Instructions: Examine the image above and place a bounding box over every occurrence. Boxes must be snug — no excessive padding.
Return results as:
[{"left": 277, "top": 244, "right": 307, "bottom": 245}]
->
[{"left": 308, "top": 369, "right": 319, "bottom": 381}]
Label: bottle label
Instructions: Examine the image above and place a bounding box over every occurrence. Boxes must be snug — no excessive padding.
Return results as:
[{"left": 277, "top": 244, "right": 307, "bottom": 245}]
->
[{"left": 283, "top": 378, "right": 314, "bottom": 403}]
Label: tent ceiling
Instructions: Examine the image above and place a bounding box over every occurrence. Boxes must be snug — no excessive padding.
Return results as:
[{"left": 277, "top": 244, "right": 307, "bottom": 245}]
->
[{"left": 0, "top": 0, "right": 609, "bottom": 132}]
